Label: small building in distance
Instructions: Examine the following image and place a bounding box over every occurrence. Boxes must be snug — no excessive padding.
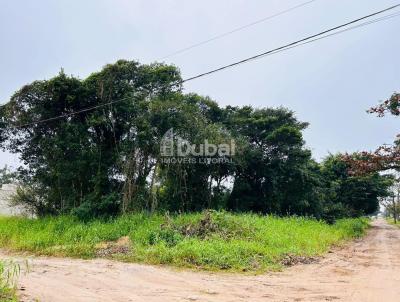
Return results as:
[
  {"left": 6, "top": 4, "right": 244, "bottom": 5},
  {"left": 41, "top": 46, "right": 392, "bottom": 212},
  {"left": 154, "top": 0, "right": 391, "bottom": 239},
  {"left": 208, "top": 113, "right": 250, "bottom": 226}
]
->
[{"left": 0, "top": 183, "right": 24, "bottom": 216}]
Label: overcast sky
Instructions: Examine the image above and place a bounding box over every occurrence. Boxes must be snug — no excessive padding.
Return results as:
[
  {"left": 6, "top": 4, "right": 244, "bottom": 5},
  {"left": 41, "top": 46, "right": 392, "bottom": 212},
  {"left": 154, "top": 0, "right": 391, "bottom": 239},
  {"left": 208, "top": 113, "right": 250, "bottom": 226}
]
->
[{"left": 1, "top": 0, "right": 399, "bottom": 168}]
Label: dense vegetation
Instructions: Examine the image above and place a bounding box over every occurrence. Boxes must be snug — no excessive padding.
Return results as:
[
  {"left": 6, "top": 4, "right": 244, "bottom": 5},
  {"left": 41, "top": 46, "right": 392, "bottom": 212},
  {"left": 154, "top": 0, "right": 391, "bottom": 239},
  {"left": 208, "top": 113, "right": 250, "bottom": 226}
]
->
[
  {"left": 0, "top": 212, "right": 368, "bottom": 272},
  {"left": 0, "top": 60, "right": 392, "bottom": 220}
]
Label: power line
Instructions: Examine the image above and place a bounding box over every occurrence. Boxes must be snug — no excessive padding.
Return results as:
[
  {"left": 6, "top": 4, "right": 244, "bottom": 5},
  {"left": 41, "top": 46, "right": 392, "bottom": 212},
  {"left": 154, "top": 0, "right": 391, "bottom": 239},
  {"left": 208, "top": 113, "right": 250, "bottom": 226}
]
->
[
  {"left": 158, "top": 0, "right": 319, "bottom": 60},
  {"left": 0, "top": 0, "right": 316, "bottom": 110},
  {"left": 181, "top": 4, "right": 400, "bottom": 83},
  {"left": 6, "top": 4, "right": 400, "bottom": 129},
  {"left": 183, "top": 11, "right": 400, "bottom": 80},
  {"left": 260, "top": 11, "right": 400, "bottom": 60},
  {"left": 8, "top": 97, "right": 135, "bottom": 127},
  {"left": 188, "top": 10, "right": 400, "bottom": 77}
]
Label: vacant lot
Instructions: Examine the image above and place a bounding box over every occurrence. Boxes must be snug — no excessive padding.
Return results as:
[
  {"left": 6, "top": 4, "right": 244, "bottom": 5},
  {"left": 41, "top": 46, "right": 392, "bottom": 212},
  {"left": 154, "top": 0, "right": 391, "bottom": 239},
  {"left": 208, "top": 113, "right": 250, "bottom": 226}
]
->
[
  {"left": 2, "top": 218, "right": 397, "bottom": 302},
  {"left": 0, "top": 211, "right": 368, "bottom": 272}
]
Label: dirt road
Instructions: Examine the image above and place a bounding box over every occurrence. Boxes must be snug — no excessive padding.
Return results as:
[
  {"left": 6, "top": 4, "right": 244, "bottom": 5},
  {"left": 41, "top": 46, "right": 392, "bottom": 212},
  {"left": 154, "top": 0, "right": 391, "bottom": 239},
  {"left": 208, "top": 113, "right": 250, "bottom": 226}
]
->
[{"left": 7, "top": 218, "right": 400, "bottom": 302}]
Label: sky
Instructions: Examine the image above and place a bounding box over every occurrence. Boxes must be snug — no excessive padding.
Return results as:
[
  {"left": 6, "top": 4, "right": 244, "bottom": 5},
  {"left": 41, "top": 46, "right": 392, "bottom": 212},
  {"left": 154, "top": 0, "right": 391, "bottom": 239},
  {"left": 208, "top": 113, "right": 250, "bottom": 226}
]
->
[{"left": 0, "top": 0, "right": 399, "bottom": 168}]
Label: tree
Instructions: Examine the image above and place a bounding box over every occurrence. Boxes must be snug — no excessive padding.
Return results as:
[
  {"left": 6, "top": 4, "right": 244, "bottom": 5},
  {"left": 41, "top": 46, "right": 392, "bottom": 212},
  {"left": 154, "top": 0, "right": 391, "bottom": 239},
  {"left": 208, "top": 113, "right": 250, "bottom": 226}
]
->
[
  {"left": 381, "top": 176, "right": 400, "bottom": 223},
  {"left": 0, "top": 60, "right": 181, "bottom": 217},
  {"left": 320, "top": 155, "right": 392, "bottom": 218},
  {"left": 344, "top": 92, "right": 400, "bottom": 174},
  {"left": 224, "top": 106, "right": 319, "bottom": 216},
  {"left": 0, "top": 60, "right": 232, "bottom": 217},
  {"left": 152, "top": 93, "right": 234, "bottom": 212},
  {"left": 0, "top": 59, "right": 391, "bottom": 220}
]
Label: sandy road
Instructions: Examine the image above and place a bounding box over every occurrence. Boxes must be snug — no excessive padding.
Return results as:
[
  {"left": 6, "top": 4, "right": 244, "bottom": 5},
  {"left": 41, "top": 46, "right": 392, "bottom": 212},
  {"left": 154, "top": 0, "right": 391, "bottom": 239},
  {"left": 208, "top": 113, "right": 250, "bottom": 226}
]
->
[{"left": 6, "top": 218, "right": 400, "bottom": 302}]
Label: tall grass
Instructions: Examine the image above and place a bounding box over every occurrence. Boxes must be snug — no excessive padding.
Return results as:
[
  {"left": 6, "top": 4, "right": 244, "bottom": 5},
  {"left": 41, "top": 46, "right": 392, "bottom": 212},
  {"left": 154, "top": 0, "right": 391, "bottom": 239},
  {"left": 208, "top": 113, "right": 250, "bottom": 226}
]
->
[
  {"left": 0, "top": 260, "right": 19, "bottom": 302},
  {"left": 0, "top": 211, "right": 369, "bottom": 272}
]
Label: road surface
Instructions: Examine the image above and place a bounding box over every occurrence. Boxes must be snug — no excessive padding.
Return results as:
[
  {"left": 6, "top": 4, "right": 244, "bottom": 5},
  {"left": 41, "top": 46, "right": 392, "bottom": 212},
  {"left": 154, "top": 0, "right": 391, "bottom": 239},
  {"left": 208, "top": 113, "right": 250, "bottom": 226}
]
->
[{"left": 6, "top": 218, "right": 400, "bottom": 302}]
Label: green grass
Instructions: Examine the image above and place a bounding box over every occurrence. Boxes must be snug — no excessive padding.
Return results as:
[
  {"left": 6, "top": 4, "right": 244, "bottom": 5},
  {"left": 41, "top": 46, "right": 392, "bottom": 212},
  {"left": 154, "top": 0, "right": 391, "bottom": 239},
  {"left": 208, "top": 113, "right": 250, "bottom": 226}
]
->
[
  {"left": 387, "top": 218, "right": 400, "bottom": 227},
  {"left": 0, "top": 211, "right": 369, "bottom": 273}
]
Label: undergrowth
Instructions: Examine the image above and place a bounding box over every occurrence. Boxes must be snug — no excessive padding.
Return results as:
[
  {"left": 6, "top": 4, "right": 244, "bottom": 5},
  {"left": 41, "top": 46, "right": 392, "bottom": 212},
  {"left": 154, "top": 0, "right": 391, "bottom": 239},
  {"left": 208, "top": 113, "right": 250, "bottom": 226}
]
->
[{"left": 0, "top": 211, "right": 369, "bottom": 273}]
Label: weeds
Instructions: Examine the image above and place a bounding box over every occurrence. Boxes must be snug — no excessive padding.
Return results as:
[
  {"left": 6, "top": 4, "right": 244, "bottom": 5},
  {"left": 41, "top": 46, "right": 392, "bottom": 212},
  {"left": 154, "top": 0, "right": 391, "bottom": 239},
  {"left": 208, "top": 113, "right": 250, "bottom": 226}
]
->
[
  {"left": 0, "top": 260, "right": 20, "bottom": 302},
  {"left": 0, "top": 212, "right": 369, "bottom": 273}
]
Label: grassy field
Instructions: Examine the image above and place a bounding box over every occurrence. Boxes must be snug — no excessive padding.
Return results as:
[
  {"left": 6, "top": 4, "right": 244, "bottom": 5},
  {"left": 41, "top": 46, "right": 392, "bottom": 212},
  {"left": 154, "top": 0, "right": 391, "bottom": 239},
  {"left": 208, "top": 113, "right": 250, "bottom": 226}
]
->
[{"left": 0, "top": 211, "right": 369, "bottom": 272}]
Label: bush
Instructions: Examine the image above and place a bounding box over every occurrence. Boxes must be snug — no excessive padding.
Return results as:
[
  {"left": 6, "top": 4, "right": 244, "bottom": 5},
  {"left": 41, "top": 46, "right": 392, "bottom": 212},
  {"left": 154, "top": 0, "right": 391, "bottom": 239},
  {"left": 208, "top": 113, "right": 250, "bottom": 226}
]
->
[
  {"left": 10, "top": 185, "right": 54, "bottom": 217},
  {"left": 72, "top": 193, "right": 121, "bottom": 221}
]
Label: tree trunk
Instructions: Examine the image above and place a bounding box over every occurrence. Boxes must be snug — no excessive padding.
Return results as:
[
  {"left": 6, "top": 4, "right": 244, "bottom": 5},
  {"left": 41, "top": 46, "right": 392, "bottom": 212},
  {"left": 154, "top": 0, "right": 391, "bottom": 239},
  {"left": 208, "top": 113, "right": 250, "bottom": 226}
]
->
[{"left": 150, "top": 160, "right": 159, "bottom": 213}]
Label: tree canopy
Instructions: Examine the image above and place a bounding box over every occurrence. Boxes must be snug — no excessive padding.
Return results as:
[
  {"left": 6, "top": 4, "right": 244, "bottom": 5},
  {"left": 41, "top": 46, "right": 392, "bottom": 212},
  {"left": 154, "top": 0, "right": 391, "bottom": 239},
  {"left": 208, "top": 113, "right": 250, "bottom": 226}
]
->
[{"left": 0, "top": 60, "right": 391, "bottom": 220}]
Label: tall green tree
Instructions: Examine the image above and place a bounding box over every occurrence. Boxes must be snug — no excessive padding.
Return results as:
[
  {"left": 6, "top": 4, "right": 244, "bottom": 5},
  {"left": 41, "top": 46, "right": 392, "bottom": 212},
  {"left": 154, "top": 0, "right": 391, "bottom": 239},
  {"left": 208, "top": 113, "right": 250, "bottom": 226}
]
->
[
  {"left": 224, "top": 106, "right": 319, "bottom": 215},
  {"left": 321, "top": 155, "right": 392, "bottom": 219},
  {"left": 0, "top": 60, "right": 181, "bottom": 217},
  {"left": 0, "top": 59, "right": 392, "bottom": 220}
]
